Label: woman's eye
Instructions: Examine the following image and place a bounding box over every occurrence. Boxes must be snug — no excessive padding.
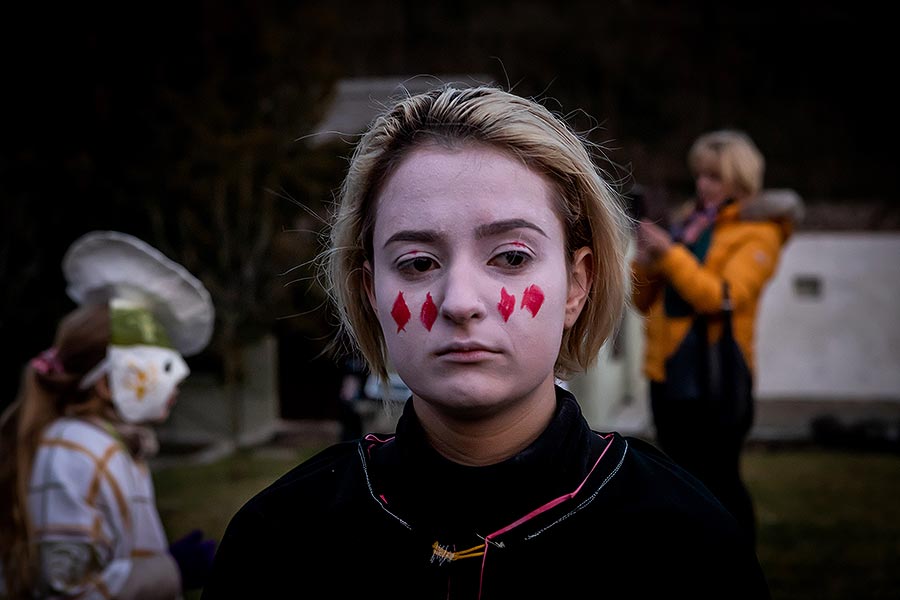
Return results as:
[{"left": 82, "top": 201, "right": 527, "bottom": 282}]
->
[
  {"left": 492, "top": 250, "right": 530, "bottom": 268},
  {"left": 412, "top": 257, "right": 434, "bottom": 272},
  {"left": 398, "top": 255, "right": 437, "bottom": 274}
]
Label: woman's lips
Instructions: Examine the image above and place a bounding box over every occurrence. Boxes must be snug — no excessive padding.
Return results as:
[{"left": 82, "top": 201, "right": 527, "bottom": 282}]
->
[{"left": 435, "top": 343, "right": 500, "bottom": 362}]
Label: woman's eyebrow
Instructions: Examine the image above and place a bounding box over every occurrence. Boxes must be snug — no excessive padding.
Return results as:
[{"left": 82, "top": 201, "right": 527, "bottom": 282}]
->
[
  {"left": 383, "top": 229, "right": 438, "bottom": 247},
  {"left": 382, "top": 219, "right": 547, "bottom": 248},
  {"left": 475, "top": 219, "right": 548, "bottom": 240}
]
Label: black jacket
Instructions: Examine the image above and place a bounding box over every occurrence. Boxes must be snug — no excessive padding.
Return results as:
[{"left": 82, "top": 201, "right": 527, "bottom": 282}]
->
[{"left": 202, "top": 387, "right": 770, "bottom": 599}]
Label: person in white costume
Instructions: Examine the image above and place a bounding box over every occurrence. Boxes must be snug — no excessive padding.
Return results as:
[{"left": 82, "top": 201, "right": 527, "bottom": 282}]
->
[{"left": 0, "top": 231, "right": 216, "bottom": 599}]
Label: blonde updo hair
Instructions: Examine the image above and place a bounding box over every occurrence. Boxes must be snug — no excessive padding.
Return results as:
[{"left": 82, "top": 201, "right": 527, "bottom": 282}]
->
[
  {"left": 687, "top": 129, "right": 765, "bottom": 201},
  {"left": 322, "top": 84, "right": 631, "bottom": 383}
]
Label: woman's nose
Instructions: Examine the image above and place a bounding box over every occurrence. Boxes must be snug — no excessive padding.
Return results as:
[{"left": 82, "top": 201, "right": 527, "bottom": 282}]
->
[{"left": 439, "top": 264, "right": 487, "bottom": 325}]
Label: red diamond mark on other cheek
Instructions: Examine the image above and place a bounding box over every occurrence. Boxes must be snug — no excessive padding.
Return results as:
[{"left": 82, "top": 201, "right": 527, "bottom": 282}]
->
[{"left": 521, "top": 284, "right": 544, "bottom": 317}]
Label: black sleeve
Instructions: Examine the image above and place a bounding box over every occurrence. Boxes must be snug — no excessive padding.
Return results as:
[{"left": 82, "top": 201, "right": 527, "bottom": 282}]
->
[{"left": 199, "top": 446, "right": 355, "bottom": 598}]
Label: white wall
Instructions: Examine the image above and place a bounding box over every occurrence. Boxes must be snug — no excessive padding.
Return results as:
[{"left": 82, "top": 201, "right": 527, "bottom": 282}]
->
[
  {"left": 755, "top": 232, "right": 900, "bottom": 400},
  {"left": 157, "top": 334, "right": 280, "bottom": 448},
  {"left": 567, "top": 304, "right": 651, "bottom": 436}
]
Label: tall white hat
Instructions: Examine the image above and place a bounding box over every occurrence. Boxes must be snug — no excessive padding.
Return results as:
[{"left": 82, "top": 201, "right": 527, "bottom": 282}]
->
[{"left": 62, "top": 230, "right": 215, "bottom": 356}]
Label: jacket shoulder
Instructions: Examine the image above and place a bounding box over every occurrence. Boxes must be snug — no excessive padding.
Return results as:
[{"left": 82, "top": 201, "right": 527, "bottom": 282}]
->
[
  {"left": 42, "top": 418, "right": 119, "bottom": 455},
  {"left": 716, "top": 219, "right": 785, "bottom": 262},
  {"left": 619, "top": 436, "right": 739, "bottom": 524}
]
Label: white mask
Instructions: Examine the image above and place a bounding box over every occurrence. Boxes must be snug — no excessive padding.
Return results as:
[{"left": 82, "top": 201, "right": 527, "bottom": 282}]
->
[
  {"left": 106, "top": 345, "right": 189, "bottom": 423},
  {"left": 79, "top": 302, "right": 191, "bottom": 424}
]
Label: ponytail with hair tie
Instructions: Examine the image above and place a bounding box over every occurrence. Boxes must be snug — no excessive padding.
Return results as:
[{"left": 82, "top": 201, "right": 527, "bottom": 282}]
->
[{"left": 30, "top": 347, "right": 64, "bottom": 376}]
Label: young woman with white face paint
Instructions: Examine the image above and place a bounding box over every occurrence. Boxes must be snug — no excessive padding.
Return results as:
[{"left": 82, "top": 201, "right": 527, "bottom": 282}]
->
[
  {"left": 365, "top": 144, "right": 592, "bottom": 465},
  {"left": 204, "top": 86, "right": 771, "bottom": 599}
]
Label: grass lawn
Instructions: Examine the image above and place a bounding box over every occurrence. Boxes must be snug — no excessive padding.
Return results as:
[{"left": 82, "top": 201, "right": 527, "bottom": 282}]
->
[
  {"left": 154, "top": 445, "right": 900, "bottom": 599},
  {"left": 154, "top": 448, "right": 321, "bottom": 544},
  {"left": 746, "top": 446, "right": 900, "bottom": 599}
]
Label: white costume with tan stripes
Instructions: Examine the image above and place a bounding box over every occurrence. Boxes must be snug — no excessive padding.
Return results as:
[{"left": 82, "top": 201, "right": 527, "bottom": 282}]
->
[{"left": 28, "top": 417, "right": 180, "bottom": 599}]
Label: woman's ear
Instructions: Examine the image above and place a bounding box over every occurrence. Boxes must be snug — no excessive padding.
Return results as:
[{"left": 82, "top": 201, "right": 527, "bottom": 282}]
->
[
  {"left": 363, "top": 260, "right": 377, "bottom": 314},
  {"left": 564, "top": 247, "right": 593, "bottom": 328},
  {"left": 93, "top": 375, "right": 112, "bottom": 402}
]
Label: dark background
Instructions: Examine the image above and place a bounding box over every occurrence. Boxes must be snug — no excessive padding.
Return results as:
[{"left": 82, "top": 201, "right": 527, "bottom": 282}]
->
[{"left": 2, "top": 0, "right": 897, "bottom": 418}]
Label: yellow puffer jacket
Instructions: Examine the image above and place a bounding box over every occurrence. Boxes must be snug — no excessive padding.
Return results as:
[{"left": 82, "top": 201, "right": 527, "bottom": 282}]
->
[{"left": 631, "top": 190, "right": 804, "bottom": 383}]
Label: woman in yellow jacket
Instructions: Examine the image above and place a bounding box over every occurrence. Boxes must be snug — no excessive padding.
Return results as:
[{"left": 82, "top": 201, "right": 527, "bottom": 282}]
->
[{"left": 632, "top": 130, "right": 803, "bottom": 541}]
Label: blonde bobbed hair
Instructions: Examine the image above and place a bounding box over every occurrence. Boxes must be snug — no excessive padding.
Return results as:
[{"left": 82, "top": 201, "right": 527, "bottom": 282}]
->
[
  {"left": 322, "top": 84, "right": 631, "bottom": 383},
  {"left": 687, "top": 129, "right": 765, "bottom": 201}
]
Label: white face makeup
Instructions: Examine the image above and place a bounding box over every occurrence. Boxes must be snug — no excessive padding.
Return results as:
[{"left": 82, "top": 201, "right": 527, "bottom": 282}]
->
[
  {"left": 77, "top": 301, "right": 191, "bottom": 424},
  {"left": 106, "top": 345, "right": 189, "bottom": 423},
  {"left": 365, "top": 145, "right": 589, "bottom": 417}
]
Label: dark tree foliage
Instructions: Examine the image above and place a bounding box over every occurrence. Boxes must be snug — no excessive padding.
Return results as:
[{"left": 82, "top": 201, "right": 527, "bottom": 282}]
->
[
  {"left": 2, "top": 0, "right": 896, "bottom": 417},
  {"left": 1, "top": 3, "right": 345, "bottom": 417}
]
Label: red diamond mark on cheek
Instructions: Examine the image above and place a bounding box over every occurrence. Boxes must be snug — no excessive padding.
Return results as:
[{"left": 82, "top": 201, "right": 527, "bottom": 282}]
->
[
  {"left": 420, "top": 293, "right": 437, "bottom": 331},
  {"left": 521, "top": 284, "right": 544, "bottom": 317},
  {"left": 498, "top": 287, "right": 515, "bottom": 322},
  {"left": 391, "top": 292, "right": 411, "bottom": 332}
]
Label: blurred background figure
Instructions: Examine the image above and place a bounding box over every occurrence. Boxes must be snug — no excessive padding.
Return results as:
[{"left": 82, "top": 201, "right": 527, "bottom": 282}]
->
[
  {"left": 630, "top": 130, "right": 804, "bottom": 542},
  {"left": 336, "top": 352, "right": 369, "bottom": 442},
  {"left": 0, "top": 231, "right": 217, "bottom": 599}
]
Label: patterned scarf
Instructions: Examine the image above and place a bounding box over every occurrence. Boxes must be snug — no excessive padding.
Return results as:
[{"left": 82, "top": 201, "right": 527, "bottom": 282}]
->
[
  {"left": 671, "top": 202, "right": 721, "bottom": 244},
  {"left": 664, "top": 200, "right": 733, "bottom": 317}
]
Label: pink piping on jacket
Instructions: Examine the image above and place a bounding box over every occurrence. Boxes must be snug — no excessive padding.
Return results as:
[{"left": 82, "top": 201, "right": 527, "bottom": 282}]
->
[
  {"left": 476, "top": 432, "right": 615, "bottom": 598},
  {"left": 362, "top": 431, "right": 617, "bottom": 599}
]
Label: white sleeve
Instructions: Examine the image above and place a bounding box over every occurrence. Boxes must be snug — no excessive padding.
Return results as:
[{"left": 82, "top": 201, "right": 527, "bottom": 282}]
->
[
  {"left": 29, "top": 431, "right": 180, "bottom": 599},
  {"left": 38, "top": 541, "right": 132, "bottom": 599},
  {"left": 38, "top": 541, "right": 181, "bottom": 599}
]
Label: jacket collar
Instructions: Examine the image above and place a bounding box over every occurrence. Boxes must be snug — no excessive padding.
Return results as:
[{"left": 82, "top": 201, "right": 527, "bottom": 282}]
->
[{"left": 361, "top": 386, "right": 628, "bottom": 543}]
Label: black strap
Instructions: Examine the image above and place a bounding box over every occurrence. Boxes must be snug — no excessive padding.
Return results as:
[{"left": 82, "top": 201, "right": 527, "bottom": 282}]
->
[
  {"left": 719, "top": 281, "right": 739, "bottom": 398},
  {"left": 696, "top": 281, "right": 732, "bottom": 401}
]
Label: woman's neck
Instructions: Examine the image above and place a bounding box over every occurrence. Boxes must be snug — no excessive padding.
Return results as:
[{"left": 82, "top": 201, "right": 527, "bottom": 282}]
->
[
  {"left": 64, "top": 394, "right": 112, "bottom": 419},
  {"left": 412, "top": 377, "right": 558, "bottom": 467}
]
